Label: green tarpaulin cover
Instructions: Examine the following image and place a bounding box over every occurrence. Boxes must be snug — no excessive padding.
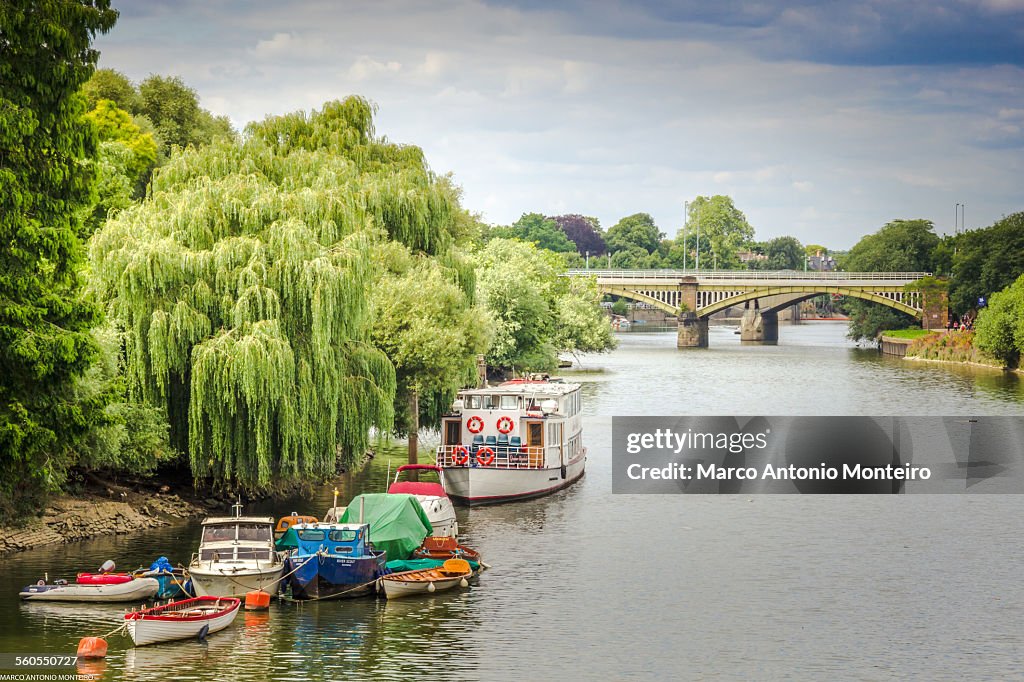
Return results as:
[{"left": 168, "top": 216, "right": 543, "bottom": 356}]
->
[
  {"left": 385, "top": 558, "right": 480, "bottom": 573},
  {"left": 275, "top": 526, "right": 300, "bottom": 552},
  {"left": 339, "top": 493, "right": 432, "bottom": 561}
]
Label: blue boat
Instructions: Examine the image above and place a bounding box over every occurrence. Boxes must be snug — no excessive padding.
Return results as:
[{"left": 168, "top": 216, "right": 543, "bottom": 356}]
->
[{"left": 278, "top": 523, "right": 386, "bottom": 600}]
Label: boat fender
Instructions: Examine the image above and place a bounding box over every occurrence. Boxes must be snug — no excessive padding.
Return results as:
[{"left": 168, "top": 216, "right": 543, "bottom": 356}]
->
[
  {"left": 476, "top": 448, "right": 495, "bottom": 467},
  {"left": 460, "top": 578, "right": 469, "bottom": 588},
  {"left": 36, "top": 579, "right": 44, "bottom": 586},
  {"left": 197, "top": 624, "right": 210, "bottom": 642},
  {"left": 427, "top": 582, "right": 436, "bottom": 593}
]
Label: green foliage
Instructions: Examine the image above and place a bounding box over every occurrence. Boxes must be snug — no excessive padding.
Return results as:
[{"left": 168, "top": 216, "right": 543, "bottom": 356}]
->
[
  {"left": 0, "top": 0, "right": 117, "bottom": 520},
  {"left": 83, "top": 140, "right": 136, "bottom": 235},
  {"left": 907, "top": 330, "right": 998, "bottom": 366},
  {"left": 70, "top": 326, "right": 177, "bottom": 475},
  {"left": 606, "top": 213, "right": 663, "bottom": 255},
  {"left": 611, "top": 298, "right": 628, "bottom": 316},
  {"left": 487, "top": 213, "right": 576, "bottom": 253},
  {"left": 368, "top": 244, "right": 489, "bottom": 434},
  {"left": 761, "top": 235, "right": 805, "bottom": 270},
  {"left": 949, "top": 212, "right": 1024, "bottom": 316},
  {"left": 974, "top": 274, "right": 1024, "bottom": 368},
  {"left": 137, "top": 75, "right": 236, "bottom": 150},
  {"left": 880, "top": 328, "right": 932, "bottom": 339},
  {"left": 474, "top": 240, "right": 613, "bottom": 371},
  {"left": 844, "top": 219, "right": 939, "bottom": 340},
  {"left": 805, "top": 244, "right": 828, "bottom": 257},
  {"left": 85, "top": 99, "right": 158, "bottom": 182},
  {"left": 81, "top": 68, "right": 139, "bottom": 112},
  {"left": 844, "top": 219, "right": 939, "bottom": 272},
  {"left": 684, "top": 196, "right": 755, "bottom": 269},
  {"left": 90, "top": 97, "right": 467, "bottom": 492}
]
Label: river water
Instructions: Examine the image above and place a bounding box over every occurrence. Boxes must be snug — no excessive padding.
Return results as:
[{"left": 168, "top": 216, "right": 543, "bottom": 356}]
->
[{"left": 2, "top": 322, "right": 1022, "bottom": 680}]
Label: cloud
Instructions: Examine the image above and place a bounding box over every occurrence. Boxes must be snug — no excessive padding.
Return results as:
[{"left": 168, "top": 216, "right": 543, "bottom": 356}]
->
[{"left": 91, "top": 0, "right": 1024, "bottom": 248}]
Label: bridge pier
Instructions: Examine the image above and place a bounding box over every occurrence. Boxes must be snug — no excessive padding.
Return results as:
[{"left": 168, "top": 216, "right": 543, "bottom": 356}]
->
[
  {"left": 677, "top": 312, "right": 708, "bottom": 348},
  {"left": 739, "top": 308, "right": 778, "bottom": 344}
]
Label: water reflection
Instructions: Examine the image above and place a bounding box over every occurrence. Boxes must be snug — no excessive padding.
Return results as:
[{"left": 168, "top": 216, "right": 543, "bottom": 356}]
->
[{"left": 1, "top": 325, "right": 1022, "bottom": 680}]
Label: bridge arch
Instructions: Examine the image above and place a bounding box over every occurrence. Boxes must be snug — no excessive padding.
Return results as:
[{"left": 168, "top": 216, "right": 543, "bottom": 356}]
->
[
  {"left": 601, "top": 285, "right": 682, "bottom": 316},
  {"left": 698, "top": 286, "right": 920, "bottom": 318}
]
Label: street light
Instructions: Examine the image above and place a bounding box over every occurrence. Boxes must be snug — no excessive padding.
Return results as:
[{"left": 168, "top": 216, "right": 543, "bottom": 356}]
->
[
  {"left": 683, "top": 200, "right": 688, "bottom": 271},
  {"left": 695, "top": 201, "right": 701, "bottom": 271},
  {"left": 585, "top": 251, "right": 590, "bottom": 270}
]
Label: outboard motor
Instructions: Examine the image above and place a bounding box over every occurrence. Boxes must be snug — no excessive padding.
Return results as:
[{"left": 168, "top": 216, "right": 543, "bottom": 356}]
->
[{"left": 99, "top": 559, "right": 116, "bottom": 574}]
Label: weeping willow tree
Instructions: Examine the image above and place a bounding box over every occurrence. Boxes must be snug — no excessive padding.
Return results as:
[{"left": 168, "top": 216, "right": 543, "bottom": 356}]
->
[{"left": 90, "top": 97, "right": 463, "bottom": 491}]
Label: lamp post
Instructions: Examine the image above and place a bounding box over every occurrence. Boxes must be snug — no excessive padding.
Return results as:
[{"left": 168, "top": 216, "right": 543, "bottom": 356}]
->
[
  {"left": 585, "top": 251, "right": 590, "bottom": 270},
  {"left": 683, "top": 200, "right": 688, "bottom": 271},
  {"left": 695, "top": 201, "right": 701, "bottom": 271}
]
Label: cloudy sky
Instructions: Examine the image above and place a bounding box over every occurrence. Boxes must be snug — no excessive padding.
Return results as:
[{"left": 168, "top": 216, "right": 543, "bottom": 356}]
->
[{"left": 94, "top": 0, "right": 1024, "bottom": 248}]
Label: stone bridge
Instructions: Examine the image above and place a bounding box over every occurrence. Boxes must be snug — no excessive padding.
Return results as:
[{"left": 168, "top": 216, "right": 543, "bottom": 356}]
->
[{"left": 567, "top": 269, "right": 948, "bottom": 347}]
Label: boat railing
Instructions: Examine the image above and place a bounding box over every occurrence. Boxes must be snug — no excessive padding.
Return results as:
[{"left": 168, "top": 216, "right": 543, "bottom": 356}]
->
[{"left": 435, "top": 444, "right": 545, "bottom": 469}]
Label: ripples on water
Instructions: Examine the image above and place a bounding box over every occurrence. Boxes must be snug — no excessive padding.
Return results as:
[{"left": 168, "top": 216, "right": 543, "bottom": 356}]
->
[{"left": 1, "top": 324, "right": 1022, "bottom": 680}]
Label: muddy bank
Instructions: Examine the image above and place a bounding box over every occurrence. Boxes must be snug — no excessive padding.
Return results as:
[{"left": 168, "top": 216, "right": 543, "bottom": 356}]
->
[{"left": 0, "top": 490, "right": 213, "bottom": 558}]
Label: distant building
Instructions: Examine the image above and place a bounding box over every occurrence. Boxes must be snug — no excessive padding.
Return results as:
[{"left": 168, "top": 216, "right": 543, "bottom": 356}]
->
[
  {"left": 808, "top": 250, "right": 836, "bottom": 271},
  {"left": 736, "top": 250, "right": 767, "bottom": 263}
]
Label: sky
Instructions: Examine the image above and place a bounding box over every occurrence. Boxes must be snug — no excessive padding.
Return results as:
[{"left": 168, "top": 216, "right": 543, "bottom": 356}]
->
[{"left": 93, "top": 0, "right": 1024, "bottom": 249}]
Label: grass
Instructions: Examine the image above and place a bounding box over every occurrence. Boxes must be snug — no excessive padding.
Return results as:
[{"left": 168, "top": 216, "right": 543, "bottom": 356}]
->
[{"left": 880, "top": 328, "right": 937, "bottom": 340}]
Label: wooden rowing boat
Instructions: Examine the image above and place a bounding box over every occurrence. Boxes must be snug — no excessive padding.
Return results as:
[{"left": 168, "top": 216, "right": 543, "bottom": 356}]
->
[
  {"left": 124, "top": 596, "right": 241, "bottom": 646},
  {"left": 411, "top": 536, "right": 481, "bottom": 562},
  {"left": 380, "top": 559, "right": 473, "bottom": 599}
]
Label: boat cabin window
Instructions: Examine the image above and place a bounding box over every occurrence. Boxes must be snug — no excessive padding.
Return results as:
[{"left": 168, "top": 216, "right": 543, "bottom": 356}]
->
[
  {"left": 298, "top": 529, "right": 326, "bottom": 541},
  {"left": 500, "top": 395, "right": 518, "bottom": 410},
  {"left": 467, "top": 395, "right": 481, "bottom": 409},
  {"left": 235, "top": 547, "right": 273, "bottom": 561},
  {"left": 527, "top": 422, "right": 543, "bottom": 447},
  {"left": 237, "top": 523, "right": 272, "bottom": 541},
  {"left": 481, "top": 395, "right": 499, "bottom": 409},
  {"left": 329, "top": 529, "right": 359, "bottom": 542},
  {"left": 329, "top": 546, "right": 354, "bottom": 554},
  {"left": 202, "top": 525, "right": 236, "bottom": 543}
]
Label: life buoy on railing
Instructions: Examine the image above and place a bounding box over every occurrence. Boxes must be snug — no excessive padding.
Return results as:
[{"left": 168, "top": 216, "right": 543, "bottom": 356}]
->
[
  {"left": 453, "top": 446, "right": 469, "bottom": 466},
  {"left": 496, "top": 416, "right": 514, "bottom": 434},
  {"left": 467, "top": 416, "right": 484, "bottom": 433},
  {"left": 476, "top": 447, "right": 495, "bottom": 467}
]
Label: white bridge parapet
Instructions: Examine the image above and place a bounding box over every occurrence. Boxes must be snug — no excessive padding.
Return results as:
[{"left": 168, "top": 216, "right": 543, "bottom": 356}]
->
[{"left": 567, "top": 269, "right": 930, "bottom": 287}]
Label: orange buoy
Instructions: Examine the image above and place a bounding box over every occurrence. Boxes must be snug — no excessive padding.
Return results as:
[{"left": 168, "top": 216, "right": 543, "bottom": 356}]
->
[
  {"left": 76, "top": 637, "right": 108, "bottom": 659},
  {"left": 244, "top": 590, "right": 271, "bottom": 610}
]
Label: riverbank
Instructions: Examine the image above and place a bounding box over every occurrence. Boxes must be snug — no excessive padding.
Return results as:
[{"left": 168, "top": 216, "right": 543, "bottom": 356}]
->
[{"left": 0, "top": 489, "right": 211, "bottom": 558}]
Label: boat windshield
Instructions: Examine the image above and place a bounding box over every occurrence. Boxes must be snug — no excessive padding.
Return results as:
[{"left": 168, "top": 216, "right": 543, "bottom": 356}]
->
[
  {"left": 237, "top": 523, "right": 272, "bottom": 542},
  {"left": 297, "top": 529, "right": 326, "bottom": 541},
  {"left": 201, "top": 524, "right": 236, "bottom": 543},
  {"left": 328, "top": 529, "right": 358, "bottom": 542}
]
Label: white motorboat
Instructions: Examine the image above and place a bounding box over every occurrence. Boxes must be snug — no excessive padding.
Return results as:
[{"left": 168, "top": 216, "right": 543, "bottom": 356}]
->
[
  {"left": 125, "top": 596, "right": 240, "bottom": 646},
  {"left": 387, "top": 464, "right": 458, "bottom": 536},
  {"left": 20, "top": 576, "right": 159, "bottom": 602},
  {"left": 435, "top": 375, "right": 586, "bottom": 504},
  {"left": 187, "top": 504, "right": 284, "bottom": 597}
]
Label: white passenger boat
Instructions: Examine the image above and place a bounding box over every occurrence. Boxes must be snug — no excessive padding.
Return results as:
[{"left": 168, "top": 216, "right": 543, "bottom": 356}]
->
[
  {"left": 125, "top": 596, "right": 241, "bottom": 646},
  {"left": 187, "top": 504, "right": 284, "bottom": 597},
  {"left": 387, "top": 464, "right": 458, "bottom": 536},
  {"left": 435, "top": 375, "right": 586, "bottom": 505}
]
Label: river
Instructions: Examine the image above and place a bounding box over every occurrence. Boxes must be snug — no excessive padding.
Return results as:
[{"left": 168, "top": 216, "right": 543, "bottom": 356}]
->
[{"left": 1, "top": 322, "right": 1022, "bottom": 680}]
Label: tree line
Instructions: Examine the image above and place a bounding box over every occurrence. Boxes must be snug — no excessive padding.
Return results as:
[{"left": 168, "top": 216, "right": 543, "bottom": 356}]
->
[{"left": 0, "top": 3, "right": 614, "bottom": 521}]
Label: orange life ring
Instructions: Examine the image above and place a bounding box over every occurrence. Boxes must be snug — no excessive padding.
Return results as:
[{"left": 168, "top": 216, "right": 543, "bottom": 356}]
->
[
  {"left": 453, "top": 446, "right": 469, "bottom": 466},
  {"left": 467, "top": 416, "right": 484, "bottom": 434},
  {"left": 496, "top": 416, "right": 514, "bottom": 434},
  {"left": 476, "top": 447, "right": 495, "bottom": 467}
]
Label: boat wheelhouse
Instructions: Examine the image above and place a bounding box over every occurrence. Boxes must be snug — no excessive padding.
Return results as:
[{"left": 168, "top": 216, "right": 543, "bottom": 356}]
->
[
  {"left": 279, "top": 522, "right": 386, "bottom": 600},
  {"left": 187, "top": 504, "right": 284, "bottom": 597},
  {"left": 435, "top": 375, "right": 586, "bottom": 504}
]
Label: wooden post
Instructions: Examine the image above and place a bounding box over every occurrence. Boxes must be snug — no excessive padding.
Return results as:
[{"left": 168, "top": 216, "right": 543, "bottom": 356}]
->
[{"left": 408, "top": 387, "right": 419, "bottom": 480}]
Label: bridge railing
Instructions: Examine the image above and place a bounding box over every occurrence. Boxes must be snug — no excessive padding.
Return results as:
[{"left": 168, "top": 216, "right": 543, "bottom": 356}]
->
[{"left": 566, "top": 269, "right": 931, "bottom": 282}]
